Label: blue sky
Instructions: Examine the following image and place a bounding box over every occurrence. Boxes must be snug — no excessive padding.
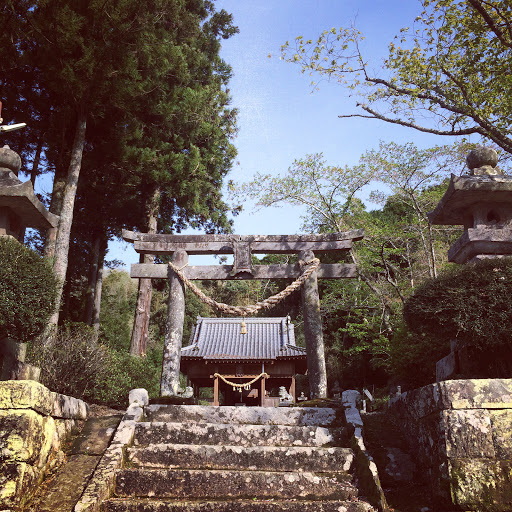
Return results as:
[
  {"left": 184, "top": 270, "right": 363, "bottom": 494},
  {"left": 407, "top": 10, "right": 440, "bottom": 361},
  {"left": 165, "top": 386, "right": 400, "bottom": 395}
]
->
[{"left": 107, "top": 1, "right": 459, "bottom": 267}]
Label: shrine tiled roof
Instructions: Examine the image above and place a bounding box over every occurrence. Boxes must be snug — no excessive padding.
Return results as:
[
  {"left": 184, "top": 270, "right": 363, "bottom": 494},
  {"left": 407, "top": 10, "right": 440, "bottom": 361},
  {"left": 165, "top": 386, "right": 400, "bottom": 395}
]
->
[{"left": 181, "top": 316, "right": 306, "bottom": 362}]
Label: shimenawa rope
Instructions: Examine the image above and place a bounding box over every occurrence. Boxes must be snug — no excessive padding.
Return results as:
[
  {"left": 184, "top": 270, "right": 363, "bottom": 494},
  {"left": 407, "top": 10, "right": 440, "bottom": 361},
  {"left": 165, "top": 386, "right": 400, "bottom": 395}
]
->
[
  {"left": 167, "top": 257, "right": 320, "bottom": 316},
  {"left": 214, "top": 372, "right": 269, "bottom": 390}
]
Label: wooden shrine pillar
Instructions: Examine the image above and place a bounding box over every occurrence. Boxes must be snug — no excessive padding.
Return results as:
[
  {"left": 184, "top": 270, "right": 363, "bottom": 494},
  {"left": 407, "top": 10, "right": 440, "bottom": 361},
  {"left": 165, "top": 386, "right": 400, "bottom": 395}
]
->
[
  {"left": 299, "top": 249, "right": 328, "bottom": 399},
  {"left": 213, "top": 375, "right": 220, "bottom": 406},
  {"left": 160, "top": 249, "right": 188, "bottom": 396},
  {"left": 260, "top": 375, "right": 266, "bottom": 406}
]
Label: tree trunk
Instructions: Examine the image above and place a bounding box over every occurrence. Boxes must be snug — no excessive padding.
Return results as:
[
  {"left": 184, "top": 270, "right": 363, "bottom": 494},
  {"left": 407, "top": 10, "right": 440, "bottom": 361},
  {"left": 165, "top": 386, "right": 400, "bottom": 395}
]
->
[
  {"left": 91, "top": 241, "right": 107, "bottom": 341},
  {"left": 299, "top": 250, "right": 328, "bottom": 399},
  {"left": 30, "top": 136, "right": 43, "bottom": 188},
  {"left": 161, "top": 249, "right": 188, "bottom": 397},
  {"left": 84, "top": 234, "right": 102, "bottom": 325},
  {"left": 44, "top": 167, "right": 67, "bottom": 260},
  {"left": 46, "top": 111, "right": 87, "bottom": 332},
  {"left": 129, "top": 186, "right": 160, "bottom": 356},
  {"left": 44, "top": 126, "right": 72, "bottom": 260}
]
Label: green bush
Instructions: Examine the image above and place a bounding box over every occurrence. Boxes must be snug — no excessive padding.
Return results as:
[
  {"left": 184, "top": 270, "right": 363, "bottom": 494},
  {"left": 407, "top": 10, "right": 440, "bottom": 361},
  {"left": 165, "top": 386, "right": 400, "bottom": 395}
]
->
[
  {"left": 0, "top": 237, "right": 57, "bottom": 342},
  {"left": 389, "top": 323, "right": 449, "bottom": 390},
  {"left": 403, "top": 259, "right": 512, "bottom": 352},
  {"left": 30, "top": 324, "right": 161, "bottom": 407}
]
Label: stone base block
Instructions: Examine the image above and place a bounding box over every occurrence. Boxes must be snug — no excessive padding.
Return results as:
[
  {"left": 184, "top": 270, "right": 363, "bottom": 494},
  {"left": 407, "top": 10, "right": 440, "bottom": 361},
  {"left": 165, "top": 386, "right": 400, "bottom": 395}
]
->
[{"left": 448, "top": 459, "right": 512, "bottom": 511}]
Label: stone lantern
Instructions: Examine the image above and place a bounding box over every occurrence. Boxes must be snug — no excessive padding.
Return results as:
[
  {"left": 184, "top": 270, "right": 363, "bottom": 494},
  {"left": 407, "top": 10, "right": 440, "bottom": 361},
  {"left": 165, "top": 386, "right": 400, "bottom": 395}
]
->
[
  {"left": 0, "top": 145, "right": 58, "bottom": 241},
  {"left": 429, "top": 146, "right": 512, "bottom": 381},
  {"left": 428, "top": 146, "right": 512, "bottom": 263}
]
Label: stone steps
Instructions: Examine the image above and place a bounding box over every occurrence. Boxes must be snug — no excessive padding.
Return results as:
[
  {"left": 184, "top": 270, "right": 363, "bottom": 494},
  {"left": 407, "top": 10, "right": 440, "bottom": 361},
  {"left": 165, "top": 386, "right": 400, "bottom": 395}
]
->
[
  {"left": 103, "top": 498, "right": 375, "bottom": 512},
  {"left": 114, "top": 468, "right": 356, "bottom": 500},
  {"left": 101, "top": 405, "right": 376, "bottom": 512},
  {"left": 133, "top": 421, "right": 343, "bottom": 447},
  {"left": 128, "top": 443, "right": 354, "bottom": 472},
  {"left": 145, "top": 404, "right": 339, "bottom": 426}
]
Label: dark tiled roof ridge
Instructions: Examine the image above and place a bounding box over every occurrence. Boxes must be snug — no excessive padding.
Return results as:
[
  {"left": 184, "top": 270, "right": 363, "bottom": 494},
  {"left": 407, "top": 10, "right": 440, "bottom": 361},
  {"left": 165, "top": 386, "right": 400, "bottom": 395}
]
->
[{"left": 182, "top": 315, "right": 304, "bottom": 361}]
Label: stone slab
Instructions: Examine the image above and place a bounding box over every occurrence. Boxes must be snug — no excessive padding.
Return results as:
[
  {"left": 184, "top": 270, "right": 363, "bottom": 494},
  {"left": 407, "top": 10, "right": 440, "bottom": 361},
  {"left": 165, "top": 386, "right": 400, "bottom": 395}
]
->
[
  {"left": 128, "top": 444, "right": 354, "bottom": 473},
  {"left": 114, "top": 468, "right": 358, "bottom": 500},
  {"left": 145, "top": 404, "right": 339, "bottom": 427},
  {"left": 0, "top": 409, "right": 54, "bottom": 466},
  {"left": 389, "top": 379, "right": 512, "bottom": 420},
  {"left": 0, "top": 461, "right": 38, "bottom": 507},
  {"left": 70, "top": 415, "right": 122, "bottom": 456},
  {"left": 0, "top": 380, "right": 87, "bottom": 419},
  {"left": 36, "top": 454, "right": 101, "bottom": 512},
  {"left": 103, "top": 499, "right": 375, "bottom": 512},
  {"left": 134, "top": 422, "right": 340, "bottom": 448},
  {"left": 0, "top": 380, "right": 55, "bottom": 415}
]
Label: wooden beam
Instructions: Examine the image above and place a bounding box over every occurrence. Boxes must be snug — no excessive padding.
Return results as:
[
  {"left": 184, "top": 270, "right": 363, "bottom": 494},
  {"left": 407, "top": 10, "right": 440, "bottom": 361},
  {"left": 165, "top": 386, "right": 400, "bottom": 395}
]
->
[
  {"left": 130, "top": 263, "right": 357, "bottom": 280},
  {"left": 260, "top": 376, "right": 266, "bottom": 407},
  {"left": 133, "top": 239, "right": 354, "bottom": 255},
  {"left": 123, "top": 229, "right": 364, "bottom": 244},
  {"left": 213, "top": 375, "right": 219, "bottom": 407}
]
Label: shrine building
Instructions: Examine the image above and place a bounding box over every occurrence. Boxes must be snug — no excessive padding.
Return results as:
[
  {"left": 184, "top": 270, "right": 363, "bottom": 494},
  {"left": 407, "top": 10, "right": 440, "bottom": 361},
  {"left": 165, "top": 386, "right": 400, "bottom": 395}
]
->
[{"left": 181, "top": 316, "right": 307, "bottom": 406}]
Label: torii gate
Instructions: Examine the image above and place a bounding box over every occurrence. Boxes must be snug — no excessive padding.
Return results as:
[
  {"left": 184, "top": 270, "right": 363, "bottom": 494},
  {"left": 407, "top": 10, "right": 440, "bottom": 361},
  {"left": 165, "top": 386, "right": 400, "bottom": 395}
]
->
[{"left": 123, "top": 229, "right": 363, "bottom": 399}]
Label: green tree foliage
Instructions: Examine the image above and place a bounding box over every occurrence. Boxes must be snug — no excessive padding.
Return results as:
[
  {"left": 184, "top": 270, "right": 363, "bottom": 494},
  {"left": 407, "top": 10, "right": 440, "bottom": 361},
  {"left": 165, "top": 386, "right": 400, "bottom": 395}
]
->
[
  {"left": 98, "top": 271, "right": 138, "bottom": 351},
  {"left": 1, "top": 0, "right": 238, "bottom": 330},
  {"left": 231, "top": 141, "right": 470, "bottom": 388},
  {"left": 281, "top": 0, "right": 512, "bottom": 153},
  {"left": 0, "top": 238, "right": 57, "bottom": 342}
]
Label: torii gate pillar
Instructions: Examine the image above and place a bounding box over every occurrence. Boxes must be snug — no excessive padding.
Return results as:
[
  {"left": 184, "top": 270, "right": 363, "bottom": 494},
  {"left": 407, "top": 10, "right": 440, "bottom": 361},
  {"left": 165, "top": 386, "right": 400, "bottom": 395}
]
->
[
  {"left": 160, "top": 249, "right": 188, "bottom": 396},
  {"left": 300, "top": 250, "right": 327, "bottom": 398}
]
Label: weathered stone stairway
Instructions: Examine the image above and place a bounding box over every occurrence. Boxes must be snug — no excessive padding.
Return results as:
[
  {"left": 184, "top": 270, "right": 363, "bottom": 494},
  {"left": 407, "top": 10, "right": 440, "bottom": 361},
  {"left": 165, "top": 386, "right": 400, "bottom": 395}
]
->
[{"left": 102, "top": 404, "right": 376, "bottom": 512}]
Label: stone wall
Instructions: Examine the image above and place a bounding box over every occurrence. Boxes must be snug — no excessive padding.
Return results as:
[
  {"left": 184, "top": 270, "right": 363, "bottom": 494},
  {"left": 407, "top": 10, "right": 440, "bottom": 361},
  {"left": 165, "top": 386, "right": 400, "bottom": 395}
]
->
[
  {"left": 0, "top": 380, "right": 87, "bottom": 509},
  {"left": 389, "top": 379, "right": 512, "bottom": 511}
]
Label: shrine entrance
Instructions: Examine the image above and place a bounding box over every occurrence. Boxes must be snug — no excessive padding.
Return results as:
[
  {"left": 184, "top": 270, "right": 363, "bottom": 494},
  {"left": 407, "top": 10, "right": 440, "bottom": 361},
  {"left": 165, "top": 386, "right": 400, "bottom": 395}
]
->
[
  {"left": 181, "top": 316, "right": 307, "bottom": 406},
  {"left": 123, "top": 230, "right": 363, "bottom": 400}
]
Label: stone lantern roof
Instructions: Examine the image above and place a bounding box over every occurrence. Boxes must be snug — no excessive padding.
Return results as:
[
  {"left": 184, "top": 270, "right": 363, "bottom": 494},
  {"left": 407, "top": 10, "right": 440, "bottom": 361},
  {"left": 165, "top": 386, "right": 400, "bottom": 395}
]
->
[
  {"left": 428, "top": 146, "right": 512, "bottom": 263},
  {"left": 0, "top": 145, "right": 59, "bottom": 237}
]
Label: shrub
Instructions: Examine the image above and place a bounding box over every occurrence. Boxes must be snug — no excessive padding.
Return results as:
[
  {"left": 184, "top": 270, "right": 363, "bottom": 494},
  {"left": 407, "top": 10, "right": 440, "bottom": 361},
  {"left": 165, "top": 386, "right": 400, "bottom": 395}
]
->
[
  {"left": 389, "top": 323, "right": 449, "bottom": 390},
  {"left": 0, "top": 237, "right": 57, "bottom": 342},
  {"left": 30, "top": 324, "right": 161, "bottom": 407},
  {"left": 403, "top": 259, "right": 512, "bottom": 352}
]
